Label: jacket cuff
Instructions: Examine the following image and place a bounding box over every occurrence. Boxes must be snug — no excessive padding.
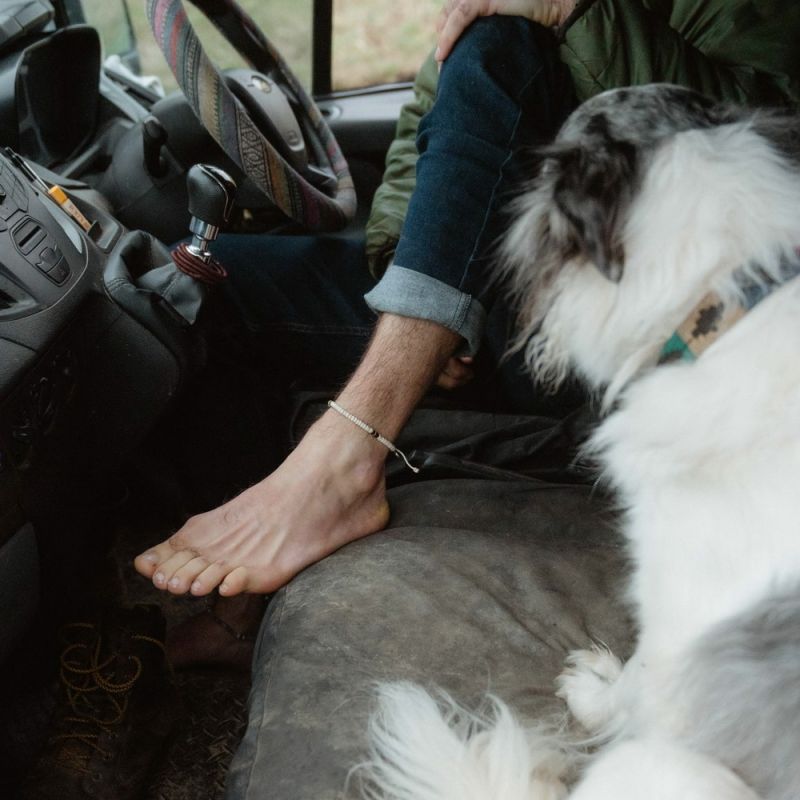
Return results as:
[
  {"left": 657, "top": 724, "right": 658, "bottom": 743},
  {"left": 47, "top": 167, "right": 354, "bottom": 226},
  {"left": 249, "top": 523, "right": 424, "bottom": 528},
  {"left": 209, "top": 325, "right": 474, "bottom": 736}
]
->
[{"left": 364, "top": 264, "right": 486, "bottom": 354}]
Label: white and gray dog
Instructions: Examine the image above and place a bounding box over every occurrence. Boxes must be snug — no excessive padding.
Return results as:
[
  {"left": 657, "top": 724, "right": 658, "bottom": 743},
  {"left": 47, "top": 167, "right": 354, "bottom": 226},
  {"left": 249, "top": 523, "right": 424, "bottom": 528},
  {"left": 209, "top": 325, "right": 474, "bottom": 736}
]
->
[{"left": 360, "top": 85, "right": 800, "bottom": 800}]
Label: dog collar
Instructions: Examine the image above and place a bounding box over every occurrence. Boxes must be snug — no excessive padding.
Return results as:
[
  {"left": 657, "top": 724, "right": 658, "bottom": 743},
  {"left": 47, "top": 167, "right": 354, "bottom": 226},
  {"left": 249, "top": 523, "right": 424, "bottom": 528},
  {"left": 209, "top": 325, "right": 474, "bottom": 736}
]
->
[{"left": 658, "top": 258, "right": 800, "bottom": 364}]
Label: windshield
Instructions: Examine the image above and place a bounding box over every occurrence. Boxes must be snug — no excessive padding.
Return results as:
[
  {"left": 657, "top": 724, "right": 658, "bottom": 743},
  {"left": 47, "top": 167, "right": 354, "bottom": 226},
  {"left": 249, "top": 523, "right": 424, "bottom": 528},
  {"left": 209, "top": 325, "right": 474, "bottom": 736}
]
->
[{"left": 81, "top": 0, "right": 441, "bottom": 93}]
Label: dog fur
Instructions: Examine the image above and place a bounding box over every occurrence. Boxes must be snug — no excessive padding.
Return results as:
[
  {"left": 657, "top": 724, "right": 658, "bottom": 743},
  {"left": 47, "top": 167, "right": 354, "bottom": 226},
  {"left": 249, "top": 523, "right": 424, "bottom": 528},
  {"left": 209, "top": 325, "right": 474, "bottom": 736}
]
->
[{"left": 358, "top": 85, "right": 800, "bottom": 799}]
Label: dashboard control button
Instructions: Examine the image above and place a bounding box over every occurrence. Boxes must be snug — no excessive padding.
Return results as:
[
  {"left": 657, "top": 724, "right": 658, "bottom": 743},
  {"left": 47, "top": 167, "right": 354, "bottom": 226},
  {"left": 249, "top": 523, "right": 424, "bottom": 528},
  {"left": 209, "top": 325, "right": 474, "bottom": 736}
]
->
[
  {"left": 37, "top": 245, "right": 62, "bottom": 271},
  {"left": 45, "top": 259, "right": 70, "bottom": 284}
]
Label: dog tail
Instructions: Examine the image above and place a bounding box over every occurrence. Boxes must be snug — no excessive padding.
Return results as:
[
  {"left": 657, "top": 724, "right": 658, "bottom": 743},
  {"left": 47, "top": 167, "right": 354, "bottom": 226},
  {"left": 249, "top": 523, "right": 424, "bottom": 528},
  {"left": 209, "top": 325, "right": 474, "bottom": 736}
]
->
[{"left": 353, "top": 682, "right": 576, "bottom": 800}]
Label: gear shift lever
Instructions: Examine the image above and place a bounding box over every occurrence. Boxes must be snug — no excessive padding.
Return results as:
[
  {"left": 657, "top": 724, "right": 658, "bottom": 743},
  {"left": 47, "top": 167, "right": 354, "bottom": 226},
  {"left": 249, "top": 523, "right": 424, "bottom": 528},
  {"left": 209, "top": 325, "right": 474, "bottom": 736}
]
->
[
  {"left": 110, "top": 163, "right": 238, "bottom": 333},
  {"left": 185, "top": 164, "right": 237, "bottom": 263},
  {"left": 171, "top": 164, "right": 237, "bottom": 286}
]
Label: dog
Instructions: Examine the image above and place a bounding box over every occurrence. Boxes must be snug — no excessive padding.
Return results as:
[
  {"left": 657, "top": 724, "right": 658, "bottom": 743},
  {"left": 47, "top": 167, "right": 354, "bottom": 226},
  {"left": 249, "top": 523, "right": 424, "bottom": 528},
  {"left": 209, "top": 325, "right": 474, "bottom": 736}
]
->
[{"left": 358, "top": 84, "right": 800, "bottom": 800}]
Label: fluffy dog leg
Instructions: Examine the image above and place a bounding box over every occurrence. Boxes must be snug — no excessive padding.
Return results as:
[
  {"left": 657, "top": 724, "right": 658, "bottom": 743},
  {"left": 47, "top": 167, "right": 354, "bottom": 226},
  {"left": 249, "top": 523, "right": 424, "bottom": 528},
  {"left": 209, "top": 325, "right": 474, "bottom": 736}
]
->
[
  {"left": 555, "top": 645, "right": 626, "bottom": 734},
  {"left": 569, "top": 739, "right": 761, "bottom": 800},
  {"left": 358, "top": 682, "right": 571, "bottom": 800}
]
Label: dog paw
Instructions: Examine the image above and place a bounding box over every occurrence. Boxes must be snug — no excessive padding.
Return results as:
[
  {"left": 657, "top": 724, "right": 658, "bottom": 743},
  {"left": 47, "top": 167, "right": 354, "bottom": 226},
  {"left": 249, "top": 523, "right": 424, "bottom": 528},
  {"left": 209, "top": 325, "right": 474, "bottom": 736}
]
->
[
  {"left": 531, "top": 776, "right": 568, "bottom": 800},
  {"left": 556, "top": 645, "right": 624, "bottom": 733}
]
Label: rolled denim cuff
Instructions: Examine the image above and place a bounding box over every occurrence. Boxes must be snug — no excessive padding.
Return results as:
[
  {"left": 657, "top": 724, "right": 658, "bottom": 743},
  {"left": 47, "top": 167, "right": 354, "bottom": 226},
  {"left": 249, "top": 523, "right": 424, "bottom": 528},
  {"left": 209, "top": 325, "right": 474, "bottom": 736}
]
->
[{"left": 364, "top": 264, "right": 486, "bottom": 355}]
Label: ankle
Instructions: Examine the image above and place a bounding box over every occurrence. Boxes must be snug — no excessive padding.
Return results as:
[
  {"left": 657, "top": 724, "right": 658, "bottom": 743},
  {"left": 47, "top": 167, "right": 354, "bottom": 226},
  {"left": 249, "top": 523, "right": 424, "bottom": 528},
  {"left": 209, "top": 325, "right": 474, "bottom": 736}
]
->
[{"left": 298, "top": 411, "right": 388, "bottom": 488}]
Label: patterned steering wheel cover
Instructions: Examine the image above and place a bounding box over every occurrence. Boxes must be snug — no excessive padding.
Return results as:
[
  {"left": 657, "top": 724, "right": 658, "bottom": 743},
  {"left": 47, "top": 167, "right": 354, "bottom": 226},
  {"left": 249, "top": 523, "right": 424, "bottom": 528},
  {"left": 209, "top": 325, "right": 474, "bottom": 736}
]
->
[{"left": 146, "top": 0, "right": 356, "bottom": 231}]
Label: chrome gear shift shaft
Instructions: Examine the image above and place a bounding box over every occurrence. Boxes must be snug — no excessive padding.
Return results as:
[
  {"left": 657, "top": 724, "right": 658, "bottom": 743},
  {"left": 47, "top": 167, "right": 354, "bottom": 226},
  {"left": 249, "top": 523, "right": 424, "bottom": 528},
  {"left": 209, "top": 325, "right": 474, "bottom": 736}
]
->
[{"left": 185, "top": 164, "right": 237, "bottom": 263}]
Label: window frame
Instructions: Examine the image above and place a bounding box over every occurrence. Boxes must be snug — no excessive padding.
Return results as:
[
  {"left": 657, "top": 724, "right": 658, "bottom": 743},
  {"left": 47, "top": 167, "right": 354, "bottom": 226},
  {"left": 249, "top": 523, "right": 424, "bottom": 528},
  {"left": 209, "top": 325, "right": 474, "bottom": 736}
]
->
[
  {"left": 313, "top": 0, "right": 423, "bottom": 99},
  {"left": 311, "top": 0, "right": 333, "bottom": 95}
]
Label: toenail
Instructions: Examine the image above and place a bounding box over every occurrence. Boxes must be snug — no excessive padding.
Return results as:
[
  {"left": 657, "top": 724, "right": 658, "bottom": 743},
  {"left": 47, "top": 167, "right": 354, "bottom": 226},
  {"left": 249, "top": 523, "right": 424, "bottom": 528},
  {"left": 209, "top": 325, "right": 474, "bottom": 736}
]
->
[
  {"left": 142, "top": 552, "right": 158, "bottom": 563},
  {"left": 154, "top": 572, "right": 165, "bottom": 585},
  {"left": 168, "top": 577, "right": 181, "bottom": 588},
  {"left": 190, "top": 581, "right": 202, "bottom": 593}
]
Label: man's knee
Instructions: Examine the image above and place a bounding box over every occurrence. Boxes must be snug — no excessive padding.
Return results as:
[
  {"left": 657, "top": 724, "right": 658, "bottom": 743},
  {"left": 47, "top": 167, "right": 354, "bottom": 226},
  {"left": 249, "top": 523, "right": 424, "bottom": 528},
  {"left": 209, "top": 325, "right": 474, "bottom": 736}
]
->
[
  {"left": 441, "top": 15, "right": 554, "bottom": 89},
  {"left": 431, "top": 15, "right": 570, "bottom": 145}
]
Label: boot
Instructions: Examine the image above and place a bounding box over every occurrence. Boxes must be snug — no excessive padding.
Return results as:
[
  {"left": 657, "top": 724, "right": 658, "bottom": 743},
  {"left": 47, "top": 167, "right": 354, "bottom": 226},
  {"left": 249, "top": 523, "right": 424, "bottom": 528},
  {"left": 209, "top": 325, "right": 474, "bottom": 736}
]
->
[{"left": 18, "top": 604, "right": 178, "bottom": 800}]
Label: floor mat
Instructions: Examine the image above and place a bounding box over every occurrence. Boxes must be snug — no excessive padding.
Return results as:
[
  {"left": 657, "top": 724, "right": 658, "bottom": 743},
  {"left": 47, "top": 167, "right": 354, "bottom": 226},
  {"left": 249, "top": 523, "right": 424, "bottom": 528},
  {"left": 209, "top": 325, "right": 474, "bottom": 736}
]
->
[{"left": 144, "top": 670, "right": 249, "bottom": 800}]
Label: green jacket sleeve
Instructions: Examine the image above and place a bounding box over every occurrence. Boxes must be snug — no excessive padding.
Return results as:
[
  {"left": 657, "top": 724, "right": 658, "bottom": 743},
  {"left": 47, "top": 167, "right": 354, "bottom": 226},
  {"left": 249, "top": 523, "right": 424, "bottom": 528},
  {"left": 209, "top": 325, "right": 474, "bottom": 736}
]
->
[
  {"left": 364, "top": 53, "right": 438, "bottom": 278},
  {"left": 562, "top": 1, "right": 800, "bottom": 107}
]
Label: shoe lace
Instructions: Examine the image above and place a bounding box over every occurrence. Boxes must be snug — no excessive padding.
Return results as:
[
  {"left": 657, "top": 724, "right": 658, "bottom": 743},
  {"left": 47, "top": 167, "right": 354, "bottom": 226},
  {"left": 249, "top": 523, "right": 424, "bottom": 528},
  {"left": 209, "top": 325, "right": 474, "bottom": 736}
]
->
[{"left": 50, "top": 622, "right": 166, "bottom": 775}]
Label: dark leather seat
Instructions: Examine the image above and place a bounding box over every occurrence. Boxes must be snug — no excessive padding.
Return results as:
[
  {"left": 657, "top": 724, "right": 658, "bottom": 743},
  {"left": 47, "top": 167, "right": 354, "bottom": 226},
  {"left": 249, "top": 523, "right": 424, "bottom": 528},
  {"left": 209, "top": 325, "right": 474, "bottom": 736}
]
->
[{"left": 225, "top": 471, "right": 630, "bottom": 799}]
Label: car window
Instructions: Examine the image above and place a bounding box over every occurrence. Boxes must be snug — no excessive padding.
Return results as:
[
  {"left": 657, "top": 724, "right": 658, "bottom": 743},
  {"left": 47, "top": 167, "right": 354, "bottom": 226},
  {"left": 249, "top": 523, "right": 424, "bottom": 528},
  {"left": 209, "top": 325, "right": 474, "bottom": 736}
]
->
[
  {"left": 332, "top": 0, "right": 440, "bottom": 90},
  {"left": 79, "top": 0, "right": 138, "bottom": 61},
  {"left": 83, "top": 0, "right": 439, "bottom": 95},
  {"left": 121, "top": 0, "right": 313, "bottom": 93}
]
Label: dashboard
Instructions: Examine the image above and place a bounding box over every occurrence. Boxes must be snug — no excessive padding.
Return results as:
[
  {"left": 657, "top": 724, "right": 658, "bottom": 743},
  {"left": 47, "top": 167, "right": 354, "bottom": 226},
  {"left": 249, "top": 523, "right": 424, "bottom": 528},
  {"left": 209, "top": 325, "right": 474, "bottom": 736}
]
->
[
  {"left": 0, "top": 9, "right": 214, "bottom": 663},
  {"left": 0, "top": 10, "right": 264, "bottom": 662},
  {"left": 0, "top": 144, "right": 192, "bottom": 661},
  {"left": 0, "top": 5, "right": 227, "bottom": 661},
  {"left": 0, "top": 2, "right": 407, "bottom": 665}
]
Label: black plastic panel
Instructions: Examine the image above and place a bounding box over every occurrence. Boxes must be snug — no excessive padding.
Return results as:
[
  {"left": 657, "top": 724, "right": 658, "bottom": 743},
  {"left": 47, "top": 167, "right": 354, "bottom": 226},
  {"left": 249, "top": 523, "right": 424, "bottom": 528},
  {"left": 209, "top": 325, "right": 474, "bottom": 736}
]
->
[
  {"left": 15, "top": 25, "right": 101, "bottom": 167},
  {"left": 0, "top": 523, "right": 38, "bottom": 661},
  {"left": 0, "top": 153, "right": 88, "bottom": 326},
  {"left": 0, "top": 1, "right": 52, "bottom": 56}
]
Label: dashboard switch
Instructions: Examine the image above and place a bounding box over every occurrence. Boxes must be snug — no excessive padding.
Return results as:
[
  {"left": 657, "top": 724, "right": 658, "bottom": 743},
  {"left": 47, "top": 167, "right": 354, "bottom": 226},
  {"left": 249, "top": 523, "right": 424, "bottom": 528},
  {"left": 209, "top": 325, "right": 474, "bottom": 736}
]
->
[
  {"left": 10, "top": 216, "right": 69, "bottom": 283},
  {"left": 37, "top": 245, "right": 61, "bottom": 271},
  {"left": 45, "top": 259, "right": 70, "bottom": 284}
]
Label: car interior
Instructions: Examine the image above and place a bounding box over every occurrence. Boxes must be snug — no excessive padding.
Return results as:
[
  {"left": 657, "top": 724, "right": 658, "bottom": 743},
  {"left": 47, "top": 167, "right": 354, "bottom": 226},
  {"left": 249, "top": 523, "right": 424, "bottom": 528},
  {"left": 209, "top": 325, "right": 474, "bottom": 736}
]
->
[
  {"left": 0, "top": 0, "right": 422, "bottom": 793},
  {"left": 0, "top": 1, "right": 628, "bottom": 798}
]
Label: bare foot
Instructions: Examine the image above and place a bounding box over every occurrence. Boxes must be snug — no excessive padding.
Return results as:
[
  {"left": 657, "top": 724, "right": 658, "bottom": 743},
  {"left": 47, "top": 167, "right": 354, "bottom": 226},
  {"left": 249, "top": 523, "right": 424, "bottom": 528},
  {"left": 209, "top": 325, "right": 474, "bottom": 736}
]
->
[{"left": 134, "top": 410, "right": 390, "bottom": 596}]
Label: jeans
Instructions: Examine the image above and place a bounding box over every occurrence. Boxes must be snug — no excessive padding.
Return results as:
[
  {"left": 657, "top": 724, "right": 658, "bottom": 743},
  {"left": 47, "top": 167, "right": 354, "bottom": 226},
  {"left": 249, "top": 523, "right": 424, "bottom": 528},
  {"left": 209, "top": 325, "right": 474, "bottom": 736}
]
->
[
  {"left": 365, "top": 17, "right": 576, "bottom": 354},
  {"left": 210, "top": 233, "right": 376, "bottom": 389},
  {"left": 209, "top": 18, "right": 579, "bottom": 414}
]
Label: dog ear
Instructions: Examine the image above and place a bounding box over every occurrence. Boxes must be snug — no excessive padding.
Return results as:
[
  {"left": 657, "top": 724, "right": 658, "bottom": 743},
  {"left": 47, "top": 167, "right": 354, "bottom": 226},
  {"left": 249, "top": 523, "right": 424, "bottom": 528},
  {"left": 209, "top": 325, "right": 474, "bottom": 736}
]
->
[{"left": 546, "top": 137, "right": 639, "bottom": 281}]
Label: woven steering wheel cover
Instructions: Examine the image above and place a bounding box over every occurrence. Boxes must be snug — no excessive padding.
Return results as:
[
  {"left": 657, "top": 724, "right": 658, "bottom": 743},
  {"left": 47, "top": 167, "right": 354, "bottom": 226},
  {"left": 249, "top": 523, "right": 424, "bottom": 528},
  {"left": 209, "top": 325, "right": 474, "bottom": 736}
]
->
[{"left": 147, "top": 0, "right": 356, "bottom": 231}]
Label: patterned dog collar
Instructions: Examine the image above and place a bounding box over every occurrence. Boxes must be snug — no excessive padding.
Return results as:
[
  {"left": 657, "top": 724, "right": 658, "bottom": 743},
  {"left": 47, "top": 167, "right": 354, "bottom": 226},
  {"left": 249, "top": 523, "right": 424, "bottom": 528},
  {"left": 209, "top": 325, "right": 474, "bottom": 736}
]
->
[{"left": 658, "top": 258, "right": 800, "bottom": 364}]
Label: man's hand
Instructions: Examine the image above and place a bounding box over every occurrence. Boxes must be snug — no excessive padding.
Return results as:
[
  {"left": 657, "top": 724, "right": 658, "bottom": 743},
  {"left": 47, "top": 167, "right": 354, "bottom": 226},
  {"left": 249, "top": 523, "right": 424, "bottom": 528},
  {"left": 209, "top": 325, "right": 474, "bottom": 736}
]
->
[
  {"left": 436, "top": 0, "right": 576, "bottom": 62},
  {"left": 436, "top": 355, "right": 475, "bottom": 390}
]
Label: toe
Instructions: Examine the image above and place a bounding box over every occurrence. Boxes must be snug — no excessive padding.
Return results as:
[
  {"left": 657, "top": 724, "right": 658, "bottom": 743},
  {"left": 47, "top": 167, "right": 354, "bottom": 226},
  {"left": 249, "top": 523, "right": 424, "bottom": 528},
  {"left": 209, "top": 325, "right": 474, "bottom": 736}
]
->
[
  {"left": 152, "top": 550, "right": 198, "bottom": 592},
  {"left": 219, "top": 566, "right": 250, "bottom": 596},
  {"left": 189, "top": 563, "right": 230, "bottom": 596},
  {"left": 168, "top": 556, "right": 211, "bottom": 594},
  {"left": 134, "top": 541, "right": 177, "bottom": 577}
]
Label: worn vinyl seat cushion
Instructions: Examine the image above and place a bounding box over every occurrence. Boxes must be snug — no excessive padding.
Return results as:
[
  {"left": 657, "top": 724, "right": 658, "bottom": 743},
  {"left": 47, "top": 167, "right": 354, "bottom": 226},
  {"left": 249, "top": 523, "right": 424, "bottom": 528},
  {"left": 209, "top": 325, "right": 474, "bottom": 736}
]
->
[{"left": 225, "top": 476, "right": 631, "bottom": 799}]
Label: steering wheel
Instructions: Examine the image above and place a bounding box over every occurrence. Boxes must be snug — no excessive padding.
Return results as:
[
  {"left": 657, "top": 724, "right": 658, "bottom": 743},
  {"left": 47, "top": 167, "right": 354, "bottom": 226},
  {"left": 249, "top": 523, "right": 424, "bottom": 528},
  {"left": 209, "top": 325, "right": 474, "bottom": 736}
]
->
[{"left": 146, "top": 0, "right": 356, "bottom": 232}]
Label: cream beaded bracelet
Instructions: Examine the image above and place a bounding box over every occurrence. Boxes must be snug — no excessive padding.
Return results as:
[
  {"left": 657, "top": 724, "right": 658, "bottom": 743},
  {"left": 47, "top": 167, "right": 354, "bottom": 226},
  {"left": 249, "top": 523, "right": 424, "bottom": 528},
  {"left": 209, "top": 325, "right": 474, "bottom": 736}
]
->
[{"left": 327, "top": 400, "right": 420, "bottom": 474}]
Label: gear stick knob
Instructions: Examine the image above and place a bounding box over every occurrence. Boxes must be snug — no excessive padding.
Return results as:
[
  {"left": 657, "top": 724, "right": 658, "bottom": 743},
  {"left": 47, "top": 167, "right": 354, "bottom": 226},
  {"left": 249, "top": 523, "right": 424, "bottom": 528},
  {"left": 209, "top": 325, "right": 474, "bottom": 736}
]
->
[{"left": 186, "top": 164, "right": 237, "bottom": 263}]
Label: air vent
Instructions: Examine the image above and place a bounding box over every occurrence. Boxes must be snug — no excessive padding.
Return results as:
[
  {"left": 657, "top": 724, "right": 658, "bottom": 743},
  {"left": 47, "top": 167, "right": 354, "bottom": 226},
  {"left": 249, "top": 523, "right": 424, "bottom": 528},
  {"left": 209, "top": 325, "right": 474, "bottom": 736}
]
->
[{"left": 12, "top": 217, "right": 45, "bottom": 255}]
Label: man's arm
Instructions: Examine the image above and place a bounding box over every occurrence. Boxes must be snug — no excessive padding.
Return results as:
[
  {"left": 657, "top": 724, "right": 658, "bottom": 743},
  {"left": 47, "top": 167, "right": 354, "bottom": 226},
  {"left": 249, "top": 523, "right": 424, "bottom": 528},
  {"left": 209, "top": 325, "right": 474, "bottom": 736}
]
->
[
  {"left": 433, "top": 0, "right": 800, "bottom": 108},
  {"left": 563, "top": 1, "right": 800, "bottom": 107}
]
